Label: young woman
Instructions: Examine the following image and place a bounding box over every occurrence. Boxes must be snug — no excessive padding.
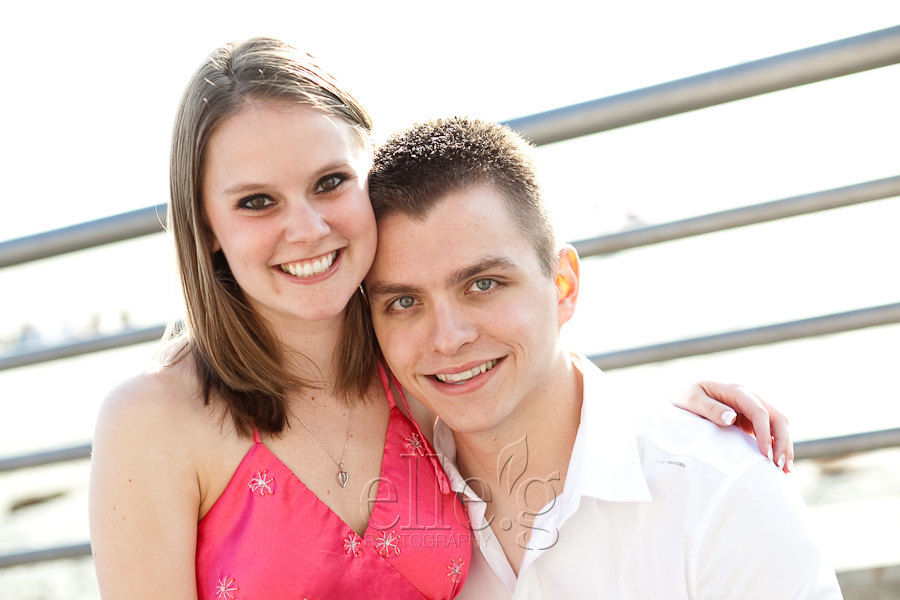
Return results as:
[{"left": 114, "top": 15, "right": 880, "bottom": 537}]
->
[{"left": 88, "top": 37, "right": 792, "bottom": 600}]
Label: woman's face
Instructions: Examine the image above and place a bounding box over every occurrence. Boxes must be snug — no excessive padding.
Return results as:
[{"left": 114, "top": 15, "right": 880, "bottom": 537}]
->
[{"left": 201, "top": 100, "right": 376, "bottom": 329}]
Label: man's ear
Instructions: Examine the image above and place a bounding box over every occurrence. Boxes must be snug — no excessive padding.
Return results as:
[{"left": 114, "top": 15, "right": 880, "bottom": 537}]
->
[{"left": 555, "top": 245, "right": 580, "bottom": 328}]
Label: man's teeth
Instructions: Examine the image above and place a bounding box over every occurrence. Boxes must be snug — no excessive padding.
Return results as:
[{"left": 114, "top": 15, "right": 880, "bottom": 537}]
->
[
  {"left": 435, "top": 359, "right": 498, "bottom": 384},
  {"left": 280, "top": 251, "right": 337, "bottom": 278}
]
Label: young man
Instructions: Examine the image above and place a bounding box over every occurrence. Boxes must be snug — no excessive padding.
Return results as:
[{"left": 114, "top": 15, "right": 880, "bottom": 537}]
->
[{"left": 364, "top": 117, "right": 842, "bottom": 598}]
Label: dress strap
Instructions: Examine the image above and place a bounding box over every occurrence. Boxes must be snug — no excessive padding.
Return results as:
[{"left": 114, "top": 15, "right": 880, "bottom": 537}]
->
[
  {"left": 376, "top": 359, "right": 451, "bottom": 494},
  {"left": 252, "top": 427, "right": 261, "bottom": 444},
  {"left": 375, "top": 359, "right": 398, "bottom": 410}
]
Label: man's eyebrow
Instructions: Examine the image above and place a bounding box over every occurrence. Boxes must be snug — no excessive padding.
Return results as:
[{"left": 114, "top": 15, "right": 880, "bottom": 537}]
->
[
  {"left": 366, "top": 281, "right": 425, "bottom": 298},
  {"left": 447, "top": 256, "right": 519, "bottom": 287}
]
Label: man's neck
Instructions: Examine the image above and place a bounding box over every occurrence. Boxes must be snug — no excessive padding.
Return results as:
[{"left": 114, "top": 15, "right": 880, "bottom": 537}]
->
[{"left": 451, "top": 351, "right": 584, "bottom": 575}]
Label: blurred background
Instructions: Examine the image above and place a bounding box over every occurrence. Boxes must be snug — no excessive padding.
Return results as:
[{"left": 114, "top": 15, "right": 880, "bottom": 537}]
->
[{"left": 1, "top": 1, "right": 898, "bottom": 597}]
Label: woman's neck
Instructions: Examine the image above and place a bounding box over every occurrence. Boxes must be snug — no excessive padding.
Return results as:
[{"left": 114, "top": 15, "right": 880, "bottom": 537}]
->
[{"left": 274, "top": 312, "right": 347, "bottom": 385}]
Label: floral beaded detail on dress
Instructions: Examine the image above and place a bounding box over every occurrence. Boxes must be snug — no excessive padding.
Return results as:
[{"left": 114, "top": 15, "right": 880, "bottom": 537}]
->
[
  {"left": 248, "top": 471, "right": 275, "bottom": 496},
  {"left": 374, "top": 530, "right": 401, "bottom": 557},
  {"left": 446, "top": 558, "right": 465, "bottom": 584},
  {"left": 215, "top": 576, "right": 239, "bottom": 599},
  {"left": 403, "top": 432, "right": 427, "bottom": 456},
  {"left": 343, "top": 532, "right": 362, "bottom": 557}
]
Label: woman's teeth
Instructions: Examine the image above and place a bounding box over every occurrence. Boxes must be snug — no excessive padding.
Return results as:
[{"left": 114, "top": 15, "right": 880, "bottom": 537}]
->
[
  {"left": 280, "top": 251, "right": 337, "bottom": 278},
  {"left": 435, "top": 359, "right": 498, "bottom": 384}
]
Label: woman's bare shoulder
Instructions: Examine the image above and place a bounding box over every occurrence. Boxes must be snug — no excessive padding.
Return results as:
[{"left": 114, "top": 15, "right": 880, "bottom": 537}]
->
[
  {"left": 89, "top": 355, "right": 210, "bottom": 597},
  {"left": 93, "top": 351, "right": 220, "bottom": 460},
  {"left": 100, "top": 356, "right": 191, "bottom": 417}
]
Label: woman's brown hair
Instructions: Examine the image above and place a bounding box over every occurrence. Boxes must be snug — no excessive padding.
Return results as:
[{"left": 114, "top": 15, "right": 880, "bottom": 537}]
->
[{"left": 166, "top": 37, "right": 376, "bottom": 436}]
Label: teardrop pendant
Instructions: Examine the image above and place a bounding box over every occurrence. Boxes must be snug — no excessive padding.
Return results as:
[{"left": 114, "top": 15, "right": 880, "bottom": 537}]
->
[{"left": 337, "top": 464, "right": 349, "bottom": 488}]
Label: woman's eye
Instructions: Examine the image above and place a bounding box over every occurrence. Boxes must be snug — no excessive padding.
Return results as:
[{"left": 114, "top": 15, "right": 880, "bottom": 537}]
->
[
  {"left": 239, "top": 195, "right": 274, "bottom": 210},
  {"left": 468, "top": 278, "right": 496, "bottom": 292},
  {"left": 389, "top": 296, "right": 416, "bottom": 311},
  {"left": 316, "top": 174, "right": 347, "bottom": 193}
]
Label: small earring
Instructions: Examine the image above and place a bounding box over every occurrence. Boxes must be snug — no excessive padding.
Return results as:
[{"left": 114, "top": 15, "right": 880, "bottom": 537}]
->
[{"left": 359, "top": 283, "right": 369, "bottom": 306}]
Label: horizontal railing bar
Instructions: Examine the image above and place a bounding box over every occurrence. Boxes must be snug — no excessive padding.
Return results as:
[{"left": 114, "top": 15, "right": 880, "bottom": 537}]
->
[
  {"left": 3, "top": 426, "right": 900, "bottom": 569},
  {"left": 0, "top": 542, "right": 91, "bottom": 569},
  {"left": 2, "top": 426, "right": 895, "bottom": 475},
  {"left": 590, "top": 303, "right": 900, "bottom": 371},
  {"left": 794, "top": 427, "right": 900, "bottom": 461},
  {"left": 3, "top": 543, "right": 899, "bottom": 579},
  {"left": 4, "top": 303, "right": 899, "bottom": 374},
  {"left": 837, "top": 563, "right": 900, "bottom": 591},
  {"left": 0, "top": 203, "right": 167, "bottom": 269},
  {"left": 573, "top": 176, "right": 900, "bottom": 257},
  {"left": 0, "top": 325, "right": 166, "bottom": 372},
  {"left": 504, "top": 25, "right": 900, "bottom": 145},
  {"left": 0, "top": 443, "right": 92, "bottom": 472},
  {"left": 3, "top": 174, "right": 896, "bottom": 274}
]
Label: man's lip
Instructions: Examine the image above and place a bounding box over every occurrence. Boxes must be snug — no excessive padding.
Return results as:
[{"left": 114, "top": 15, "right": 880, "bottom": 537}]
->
[{"left": 428, "top": 357, "right": 502, "bottom": 384}]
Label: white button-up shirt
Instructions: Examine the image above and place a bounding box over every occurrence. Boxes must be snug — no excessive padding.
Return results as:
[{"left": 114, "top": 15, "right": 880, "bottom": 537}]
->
[{"left": 434, "top": 354, "right": 843, "bottom": 599}]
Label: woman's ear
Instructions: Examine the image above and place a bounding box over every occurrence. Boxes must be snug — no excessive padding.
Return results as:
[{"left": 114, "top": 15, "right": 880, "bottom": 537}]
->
[
  {"left": 206, "top": 225, "right": 221, "bottom": 253},
  {"left": 555, "top": 245, "right": 580, "bottom": 327}
]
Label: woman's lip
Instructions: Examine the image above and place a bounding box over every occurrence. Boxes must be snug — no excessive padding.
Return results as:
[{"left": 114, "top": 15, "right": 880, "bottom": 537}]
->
[
  {"left": 276, "top": 249, "right": 342, "bottom": 281},
  {"left": 278, "top": 248, "right": 340, "bottom": 267},
  {"left": 278, "top": 249, "right": 339, "bottom": 273}
]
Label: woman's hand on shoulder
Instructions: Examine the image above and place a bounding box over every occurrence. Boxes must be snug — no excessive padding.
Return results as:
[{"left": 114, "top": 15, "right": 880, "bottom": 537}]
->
[
  {"left": 89, "top": 369, "right": 202, "bottom": 599},
  {"left": 673, "top": 381, "right": 793, "bottom": 473}
]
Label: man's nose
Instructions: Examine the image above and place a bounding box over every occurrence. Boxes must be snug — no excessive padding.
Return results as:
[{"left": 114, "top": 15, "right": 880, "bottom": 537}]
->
[{"left": 428, "top": 302, "right": 478, "bottom": 356}]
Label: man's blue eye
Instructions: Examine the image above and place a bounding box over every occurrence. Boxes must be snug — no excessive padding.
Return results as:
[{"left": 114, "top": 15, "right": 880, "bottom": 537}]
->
[
  {"left": 471, "top": 279, "right": 495, "bottom": 292},
  {"left": 391, "top": 296, "right": 415, "bottom": 310}
]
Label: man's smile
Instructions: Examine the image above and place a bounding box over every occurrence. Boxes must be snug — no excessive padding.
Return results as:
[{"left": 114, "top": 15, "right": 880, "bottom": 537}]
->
[{"left": 433, "top": 359, "right": 500, "bottom": 384}]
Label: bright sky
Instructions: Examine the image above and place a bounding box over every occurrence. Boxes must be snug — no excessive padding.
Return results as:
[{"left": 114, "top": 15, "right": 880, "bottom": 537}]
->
[{"left": 1, "top": 1, "right": 899, "bottom": 445}]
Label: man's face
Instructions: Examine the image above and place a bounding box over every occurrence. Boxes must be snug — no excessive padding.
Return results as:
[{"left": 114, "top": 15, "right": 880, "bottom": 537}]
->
[{"left": 366, "top": 185, "right": 576, "bottom": 435}]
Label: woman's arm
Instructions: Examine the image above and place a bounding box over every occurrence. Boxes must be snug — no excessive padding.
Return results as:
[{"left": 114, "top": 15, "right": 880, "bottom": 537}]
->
[
  {"left": 674, "top": 382, "right": 793, "bottom": 472},
  {"left": 89, "top": 373, "right": 202, "bottom": 599}
]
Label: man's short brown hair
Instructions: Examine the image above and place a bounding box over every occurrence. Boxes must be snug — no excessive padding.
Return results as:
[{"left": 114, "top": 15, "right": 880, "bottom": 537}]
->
[{"left": 369, "top": 117, "right": 557, "bottom": 276}]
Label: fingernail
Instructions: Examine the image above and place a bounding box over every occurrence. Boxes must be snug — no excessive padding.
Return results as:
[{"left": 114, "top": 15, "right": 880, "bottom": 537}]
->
[
  {"left": 721, "top": 410, "right": 737, "bottom": 426},
  {"left": 767, "top": 445, "right": 774, "bottom": 463},
  {"left": 777, "top": 454, "right": 785, "bottom": 470},
  {"left": 787, "top": 459, "right": 794, "bottom": 472}
]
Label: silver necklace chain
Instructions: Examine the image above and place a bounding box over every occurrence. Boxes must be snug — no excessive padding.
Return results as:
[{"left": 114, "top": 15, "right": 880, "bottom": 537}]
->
[{"left": 296, "top": 407, "right": 353, "bottom": 488}]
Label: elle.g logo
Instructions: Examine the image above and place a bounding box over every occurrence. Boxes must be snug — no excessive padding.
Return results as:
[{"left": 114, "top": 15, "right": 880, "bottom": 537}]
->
[
  {"left": 465, "top": 435, "right": 562, "bottom": 550},
  {"left": 359, "top": 436, "right": 561, "bottom": 550}
]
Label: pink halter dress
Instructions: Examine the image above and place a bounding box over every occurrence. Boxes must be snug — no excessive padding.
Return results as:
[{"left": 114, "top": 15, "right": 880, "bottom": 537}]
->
[{"left": 195, "top": 363, "right": 471, "bottom": 599}]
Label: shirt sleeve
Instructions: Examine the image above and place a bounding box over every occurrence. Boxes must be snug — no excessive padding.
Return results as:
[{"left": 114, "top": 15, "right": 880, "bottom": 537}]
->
[{"left": 692, "top": 461, "right": 844, "bottom": 600}]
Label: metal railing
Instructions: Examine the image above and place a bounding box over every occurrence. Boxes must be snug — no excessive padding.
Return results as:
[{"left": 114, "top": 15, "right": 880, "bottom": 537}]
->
[
  {"left": 502, "top": 25, "right": 900, "bottom": 144},
  {"left": 571, "top": 176, "right": 900, "bottom": 256},
  {"left": 2, "top": 25, "right": 899, "bottom": 572},
  {"left": 0, "top": 204, "right": 167, "bottom": 269}
]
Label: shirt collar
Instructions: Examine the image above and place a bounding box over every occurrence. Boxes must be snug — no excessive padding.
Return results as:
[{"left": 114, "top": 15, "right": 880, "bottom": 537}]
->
[{"left": 565, "top": 352, "right": 652, "bottom": 503}]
